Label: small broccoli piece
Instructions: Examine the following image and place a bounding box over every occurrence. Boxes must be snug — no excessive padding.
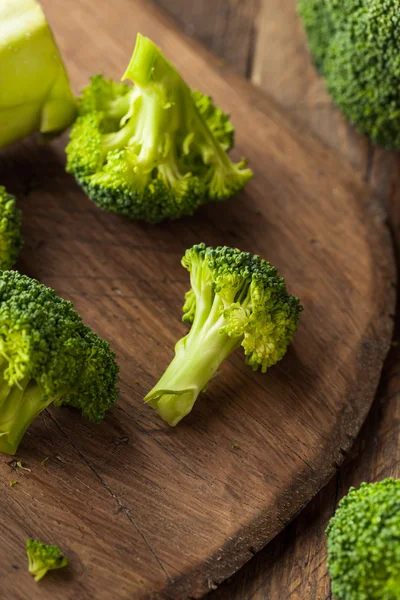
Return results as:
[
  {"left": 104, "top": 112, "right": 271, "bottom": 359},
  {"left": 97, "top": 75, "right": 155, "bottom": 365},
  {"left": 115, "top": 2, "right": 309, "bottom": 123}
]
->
[
  {"left": 0, "top": 271, "right": 119, "bottom": 455},
  {"left": 145, "top": 244, "right": 302, "bottom": 425},
  {"left": 298, "top": 0, "right": 400, "bottom": 149},
  {"left": 66, "top": 34, "right": 252, "bottom": 223},
  {"left": 0, "top": 0, "right": 76, "bottom": 148},
  {"left": 0, "top": 187, "right": 23, "bottom": 270},
  {"left": 326, "top": 478, "right": 400, "bottom": 600},
  {"left": 26, "top": 538, "right": 68, "bottom": 582}
]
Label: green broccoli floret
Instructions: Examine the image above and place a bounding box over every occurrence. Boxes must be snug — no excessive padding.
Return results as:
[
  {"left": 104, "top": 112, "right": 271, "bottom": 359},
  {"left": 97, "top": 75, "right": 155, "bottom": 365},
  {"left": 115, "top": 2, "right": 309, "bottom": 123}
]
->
[
  {"left": 326, "top": 478, "right": 400, "bottom": 600},
  {"left": 298, "top": 0, "right": 400, "bottom": 149},
  {"left": 66, "top": 34, "right": 252, "bottom": 223},
  {"left": 0, "top": 187, "right": 23, "bottom": 270},
  {"left": 0, "top": 0, "right": 76, "bottom": 148},
  {"left": 145, "top": 244, "right": 302, "bottom": 426},
  {"left": 26, "top": 538, "right": 68, "bottom": 582},
  {"left": 0, "top": 271, "right": 119, "bottom": 455}
]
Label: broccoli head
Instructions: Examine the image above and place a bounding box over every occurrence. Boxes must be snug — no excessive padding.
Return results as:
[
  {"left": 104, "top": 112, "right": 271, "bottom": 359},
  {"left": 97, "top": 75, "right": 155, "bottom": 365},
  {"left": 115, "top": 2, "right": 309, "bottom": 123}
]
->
[
  {"left": 26, "top": 538, "right": 68, "bottom": 582},
  {"left": 0, "top": 187, "right": 23, "bottom": 270},
  {"left": 145, "top": 244, "right": 302, "bottom": 426},
  {"left": 326, "top": 478, "right": 400, "bottom": 600},
  {"left": 298, "top": 0, "right": 400, "bottom": 149},
  {"left": 66, "top": 34, "right": 252, "bottom": 223},
  {"left": 0, "top": 271, "right": 119, "bottom": 455},
  {"left": 0, "top": 0, "right": 76, "bottom": 148}
]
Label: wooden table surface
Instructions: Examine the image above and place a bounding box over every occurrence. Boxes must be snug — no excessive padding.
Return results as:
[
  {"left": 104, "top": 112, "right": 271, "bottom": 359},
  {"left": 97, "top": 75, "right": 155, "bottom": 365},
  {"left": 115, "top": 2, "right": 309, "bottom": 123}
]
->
[{"left": 152, "top": 0, "right": 400, "bottom": 598}]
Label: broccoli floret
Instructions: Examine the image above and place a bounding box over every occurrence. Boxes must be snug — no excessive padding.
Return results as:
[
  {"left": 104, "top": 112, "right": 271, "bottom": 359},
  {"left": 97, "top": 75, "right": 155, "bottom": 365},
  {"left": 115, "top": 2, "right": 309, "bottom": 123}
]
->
[
  {"left": 0, "top": 187, "right": 23, "bottom": 270},
  {"left": 145, "top": 244, "right": 302, "bottom": 426},
  {"left": 66, "top": 34, "right": 252, "bottom": 223},
  {"left": 26, "top": 539, "right": 68, "bottom": 582},
  {"left": 326, "top": 478, "right": 400, "bottom": 599},
  {"left": 0, "top": 271, "right": 119, "bottom": 455},
  {"left": 0, "top": 0, "right": 76, "bottom": 148},
  {"left": 298, "top": 0, "right": 400, "bottom": 149}
]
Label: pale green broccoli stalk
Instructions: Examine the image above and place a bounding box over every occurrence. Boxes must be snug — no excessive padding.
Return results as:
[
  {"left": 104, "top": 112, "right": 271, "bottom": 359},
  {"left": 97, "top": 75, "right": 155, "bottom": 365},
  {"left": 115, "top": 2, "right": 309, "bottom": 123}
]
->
[
  {"left": 0, "top": 187, "right": 23, "bottom": 270},
  {"left": 145, "top": 244, "right": 302, "bottom": 425},
  {"left": 0, "top": 271, "right": 119, "bottom": 455},
  {"left": 26, "top": 539, "right": 68, "bottom": 582},
  {"left": 0, "top": 0, "right": 76, "bottom": 148},
  {"left": 327, "top": 478, "right": 400, "bottom": 600},
  {"left": 298, "top": 0, "right": 400, "bottom": 149},
  {"left": 66, "top": 34, "right": 252, "bottom": 223}
]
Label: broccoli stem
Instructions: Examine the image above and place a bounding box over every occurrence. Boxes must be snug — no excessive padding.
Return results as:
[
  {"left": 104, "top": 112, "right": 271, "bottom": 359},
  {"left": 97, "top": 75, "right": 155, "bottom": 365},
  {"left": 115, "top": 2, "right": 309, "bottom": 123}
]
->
[
  {"left": 0, "top": 379, "right": 54, "bottom": 455},
  {"left": 123, "top": 34, "right": 239, "bottom": 172},
  {"left": 145, "top": 292, "right": 241, "bottom": 426}
]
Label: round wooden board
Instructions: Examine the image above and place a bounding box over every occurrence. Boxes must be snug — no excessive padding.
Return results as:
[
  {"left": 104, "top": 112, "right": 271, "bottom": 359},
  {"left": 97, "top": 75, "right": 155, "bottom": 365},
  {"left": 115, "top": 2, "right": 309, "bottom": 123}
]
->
[{"left": 0, "top": 0, "right": 395, "bottom": 599}]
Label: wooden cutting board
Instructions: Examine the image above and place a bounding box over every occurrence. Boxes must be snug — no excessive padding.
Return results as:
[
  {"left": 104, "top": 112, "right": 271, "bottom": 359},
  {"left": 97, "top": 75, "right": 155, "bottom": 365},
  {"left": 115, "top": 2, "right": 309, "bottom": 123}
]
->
[{"left": 0, "top": 0, "right": 395, "bottom": 598}]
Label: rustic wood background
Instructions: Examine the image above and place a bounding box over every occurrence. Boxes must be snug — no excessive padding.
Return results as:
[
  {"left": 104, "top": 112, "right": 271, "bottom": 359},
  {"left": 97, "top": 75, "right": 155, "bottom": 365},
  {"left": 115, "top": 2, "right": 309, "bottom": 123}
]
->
[
  {"left": 150, "top": 0, "right": 400, "bottom": 598},
  {"left": 0, "top": 0, "right": 396, "bottom": 598}
]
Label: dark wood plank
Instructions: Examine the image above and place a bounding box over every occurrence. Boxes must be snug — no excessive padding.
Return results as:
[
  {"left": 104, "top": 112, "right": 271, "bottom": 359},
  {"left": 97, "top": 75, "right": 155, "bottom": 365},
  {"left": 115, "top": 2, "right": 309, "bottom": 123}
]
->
[
  {"left": 152, "top": 0, "right": 260, "bottom": 77},
  {"left": 0, "top": 0, "right": 395, "bottom": 598},
  {"left": 251, "top": 0, "right": 370, "bottom": 174},
  {"left": 207, "top": 1, "right": 400, "bottom": 598}
]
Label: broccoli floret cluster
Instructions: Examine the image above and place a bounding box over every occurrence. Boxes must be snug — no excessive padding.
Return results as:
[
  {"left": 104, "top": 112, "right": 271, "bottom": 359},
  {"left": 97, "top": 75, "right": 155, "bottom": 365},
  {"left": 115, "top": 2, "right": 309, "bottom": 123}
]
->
[
  {"left": 298, "top": 0, "right": 400, "bottom": 149},
  {"left": 145, "top": 244, "right": 302, "bottom": 426},
  {"left": 26, "top": 538, "right": 68, "bottom": 582},
  {"left": 0, "top": 270, "right": 119, "bottom": 455},
  {"left": 326, "top": 478, "right": 400, "bottom": 600},
  {"left": 0, "top": 186, "right": 23, "bottom": 270},
  {"left": 66, "top": 34, "right": 252, "bottom": 223}
]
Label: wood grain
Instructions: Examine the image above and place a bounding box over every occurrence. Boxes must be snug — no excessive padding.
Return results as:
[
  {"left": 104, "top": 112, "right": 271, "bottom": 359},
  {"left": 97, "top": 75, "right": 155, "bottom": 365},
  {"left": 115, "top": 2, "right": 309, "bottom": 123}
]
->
[
  {"left": 0, "top": 0, "right": 396, "bottom": 599},
  {"left": 152, "top": 0, "right": 260, "bottom": 77},
  {"left": 203, "top": 0, "right": 400, "bottom": 598}
]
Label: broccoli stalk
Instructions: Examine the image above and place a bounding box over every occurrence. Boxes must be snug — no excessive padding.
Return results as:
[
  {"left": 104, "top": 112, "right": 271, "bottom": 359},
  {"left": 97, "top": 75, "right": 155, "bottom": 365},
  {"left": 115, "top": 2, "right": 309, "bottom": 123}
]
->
[
  {"left": 145, "top": 315, "right": 241, "bottom": 427},
  {"left": 0, "top": 0, "right": 76, "bottom": 148},
  {"left": 26, "top": 539, "right": 68, "bottom": 582},
  {"left": 0, "top": 271, "right": 119, "bottom": 456},
  {"left": 145, "top": 244, "right": 302, "bottom": 426},
  {"left": 119, "top": 35, "right": 249, "bottom": 199},
  {"left": 0, "top": 380, "right": 55, "bottom": 456},
  {"left": 66, "top": 35, "right": 252, "bottom": 223}
]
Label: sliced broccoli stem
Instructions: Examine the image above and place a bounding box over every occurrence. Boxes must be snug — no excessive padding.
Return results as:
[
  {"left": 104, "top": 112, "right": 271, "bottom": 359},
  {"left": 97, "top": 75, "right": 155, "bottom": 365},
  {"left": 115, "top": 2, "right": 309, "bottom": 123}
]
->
[
  {"left": 0, "top": 378, "right": 56, "bottom": 455},
  {"left": 123, "top": 34, "right": 244, "bottom": 171},
  {"left": 145, "top": 291, "right": 241, "bottom": 425},
  {"left": 102, "top": 89, "right": 167, "bottom": 171}
]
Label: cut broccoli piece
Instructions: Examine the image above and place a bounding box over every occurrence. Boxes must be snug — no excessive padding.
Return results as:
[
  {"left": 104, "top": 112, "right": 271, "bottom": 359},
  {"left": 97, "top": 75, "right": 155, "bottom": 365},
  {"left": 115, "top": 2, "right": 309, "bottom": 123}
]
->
[
  {"left": 26, "top": 538, "right": 68, "bottom": 582},
  {"left": 145, "top": 244, "right": 302, "bottom": 425},
  {"left": 0, "top": 0, "right": 76, "bottom": 148},
  {"left": 326, "top": 478, "right": 400, "bottom": 600},
  {"left": 0, "top": 187, "right": 23, "bottom": 270},
  {"left": 0, "top": 271, "right": 119, "bottom": 455},
  {"left": 298, "top": 0, "right": 400, "bottom": 149},
  {"left": 66, "top": 34, "right": 252, "bottom": 223}
]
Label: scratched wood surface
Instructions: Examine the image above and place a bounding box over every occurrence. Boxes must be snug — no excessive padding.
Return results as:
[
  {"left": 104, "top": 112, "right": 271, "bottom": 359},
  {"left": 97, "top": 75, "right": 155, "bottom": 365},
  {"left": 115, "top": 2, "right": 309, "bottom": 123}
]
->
[
  {"left": 158, "top": 0, "right": 400, "bottom": 598},
  {"left": 0, "top": 0, "right": 396, "bottom": 599}
]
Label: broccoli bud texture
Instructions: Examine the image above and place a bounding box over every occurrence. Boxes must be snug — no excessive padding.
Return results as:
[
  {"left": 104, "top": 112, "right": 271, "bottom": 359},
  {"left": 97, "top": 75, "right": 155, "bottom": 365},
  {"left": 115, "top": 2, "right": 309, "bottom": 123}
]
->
[
  {"left": 298, "top": 0, "right": 400, "bottom": 149},
  {"left": 0, "top": 187, "right": 23, "bottom": 270},
  {"left": 327, "top": 478, "right": 400, "bottom": 599}
]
